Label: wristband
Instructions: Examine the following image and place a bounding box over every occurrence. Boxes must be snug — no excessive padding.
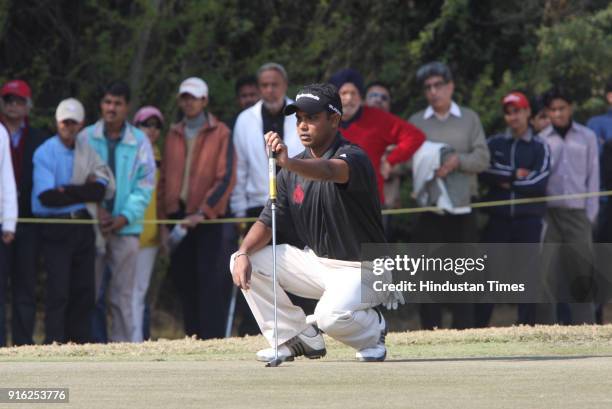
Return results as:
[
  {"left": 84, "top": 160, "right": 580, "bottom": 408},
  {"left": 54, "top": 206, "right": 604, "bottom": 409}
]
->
[{"left": 234, "top": 252, "right": 249, "bottom": 260}]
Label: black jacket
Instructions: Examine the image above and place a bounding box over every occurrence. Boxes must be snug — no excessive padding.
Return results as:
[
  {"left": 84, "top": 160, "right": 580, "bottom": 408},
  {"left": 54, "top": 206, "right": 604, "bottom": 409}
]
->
[{"left": 480, "top": 129, "right": 550, "bottom": 218}]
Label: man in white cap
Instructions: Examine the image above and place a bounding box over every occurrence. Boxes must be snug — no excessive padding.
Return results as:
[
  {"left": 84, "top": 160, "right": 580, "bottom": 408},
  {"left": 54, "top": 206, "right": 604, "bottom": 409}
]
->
[
  {"left": 158, "top": 77, "right": 236, "bottom": 339},
  {"left": 32, "top": 98, "right": 114, "bottom": 344}
]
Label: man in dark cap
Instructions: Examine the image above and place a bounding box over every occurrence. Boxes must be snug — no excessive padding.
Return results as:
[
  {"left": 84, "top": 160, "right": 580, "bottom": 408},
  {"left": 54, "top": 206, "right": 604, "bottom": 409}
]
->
[{"left": 230, "top": 83, "right": 401, "bottom": 363}]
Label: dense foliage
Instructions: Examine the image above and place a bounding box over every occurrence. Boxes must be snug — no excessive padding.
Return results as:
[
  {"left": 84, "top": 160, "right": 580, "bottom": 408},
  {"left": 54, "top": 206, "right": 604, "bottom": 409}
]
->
[{"left": 1, "top": 0, "right": 611, "bottom": 134}]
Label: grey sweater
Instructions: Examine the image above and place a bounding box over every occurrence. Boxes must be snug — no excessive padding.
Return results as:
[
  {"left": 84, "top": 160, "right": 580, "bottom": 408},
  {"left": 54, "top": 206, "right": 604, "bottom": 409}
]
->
[{"left": 409, "top": 105, "right": 489, "bottom": 207}]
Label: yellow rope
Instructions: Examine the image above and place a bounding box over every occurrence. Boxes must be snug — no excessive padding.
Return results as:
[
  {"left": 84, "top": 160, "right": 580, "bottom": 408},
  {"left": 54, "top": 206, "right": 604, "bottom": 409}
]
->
[{"left": 4, "top": 190, "right": 610, "bottom": 225}]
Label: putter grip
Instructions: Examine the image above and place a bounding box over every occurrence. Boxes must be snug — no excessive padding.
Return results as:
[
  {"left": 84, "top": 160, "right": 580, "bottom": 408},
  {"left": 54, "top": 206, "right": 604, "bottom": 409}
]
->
[{"left": 268, "top": 147, "right": 277, "bottom": 200}]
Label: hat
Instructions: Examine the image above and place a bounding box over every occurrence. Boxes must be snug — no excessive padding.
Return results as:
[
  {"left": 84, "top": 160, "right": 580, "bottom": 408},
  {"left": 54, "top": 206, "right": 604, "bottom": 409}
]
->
[
  {"left": 133, "top": 106, "right": 164, "bottom": 125},
  {"left": 284, "top": 84, "right": 343, "bottom": 117},
  {"left": 502, "top": 92, "right": 530, "bottom": 110},
  {"left": 55, "top": 98, "right": 85, "bottom": 123},
  {"left": 178, "top": 77, "right": 208, "bottom": 99},
  {"left": 329, "top": 69, "right": 365, "bottom": 96},
  {"left": 1, "top": 80, "right": 31, "bottom": 99}
]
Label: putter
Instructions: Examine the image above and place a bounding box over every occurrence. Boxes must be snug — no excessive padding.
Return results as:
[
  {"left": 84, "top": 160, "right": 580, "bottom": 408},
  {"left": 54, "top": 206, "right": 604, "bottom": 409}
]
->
[{"left": 266, "top": 146, "right": 283, "bottom": 368}]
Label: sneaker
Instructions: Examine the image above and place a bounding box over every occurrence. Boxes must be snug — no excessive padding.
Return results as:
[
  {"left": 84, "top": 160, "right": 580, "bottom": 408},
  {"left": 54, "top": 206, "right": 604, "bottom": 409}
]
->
[
  {"left": 355, "top": 309, "right": 387, "bottom": 362},
  {"left": 256, "top": 325, "right": 326, "bottom": 362}
]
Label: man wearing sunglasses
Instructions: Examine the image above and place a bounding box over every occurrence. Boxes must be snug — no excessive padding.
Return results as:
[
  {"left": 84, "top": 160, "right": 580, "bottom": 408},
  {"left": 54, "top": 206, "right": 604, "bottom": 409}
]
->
[
  {"left": 364, "top": 82, "right": 406, "bottom": 213},
  {"left": 0, "top": 80, "right": 48, "bottom": 346},
  {"left": 329, "top": 69, "right": 425, "bottom": 206},
  {"left": 365, "top": 82, "right": 391, "bottom": 113},
  {"left": 132, "top": 106, "right": 164, "bottom": 342}
]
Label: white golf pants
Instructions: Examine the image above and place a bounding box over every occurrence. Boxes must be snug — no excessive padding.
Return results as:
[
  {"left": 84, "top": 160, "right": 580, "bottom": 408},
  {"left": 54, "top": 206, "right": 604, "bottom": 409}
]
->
[{"left": 230, "top": 244, "right": 382, "bottom": 351}]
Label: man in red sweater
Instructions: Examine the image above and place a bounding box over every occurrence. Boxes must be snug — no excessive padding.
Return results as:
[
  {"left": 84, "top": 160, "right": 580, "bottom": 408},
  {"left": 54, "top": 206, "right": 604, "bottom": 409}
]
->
[{"left": 329, "top": 69, "right": 425, "bottom": 203}]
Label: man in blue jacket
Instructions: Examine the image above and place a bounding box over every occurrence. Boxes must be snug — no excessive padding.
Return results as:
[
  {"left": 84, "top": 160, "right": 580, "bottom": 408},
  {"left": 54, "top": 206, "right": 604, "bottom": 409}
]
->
[
  {"left": 80, "top": 81, "right": 155, "bottom": 342},
  {"left": 33, "top": 98, "right": 114, "bottom": 344},
  {"left": 478, "top": 92, "right": 551, "bottom": 326}
]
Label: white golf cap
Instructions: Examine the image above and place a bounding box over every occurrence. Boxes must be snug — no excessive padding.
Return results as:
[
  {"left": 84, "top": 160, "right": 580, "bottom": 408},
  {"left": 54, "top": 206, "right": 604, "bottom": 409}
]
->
[
  {"left": 55, "top": 98, "right": 85, "bottom": 123},
  {"left": 178, "top": 77, "right": 208, "bottom": 99}
]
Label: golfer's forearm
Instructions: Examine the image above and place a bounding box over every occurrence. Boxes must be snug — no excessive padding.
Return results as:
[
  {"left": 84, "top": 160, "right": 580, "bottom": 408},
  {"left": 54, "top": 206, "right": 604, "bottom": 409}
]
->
[
  {"left": 239, "top": 221, "right": 272, "bottom": 255},
  {"left": 285, "top": 158, "right": 348, "bottom": 183}
]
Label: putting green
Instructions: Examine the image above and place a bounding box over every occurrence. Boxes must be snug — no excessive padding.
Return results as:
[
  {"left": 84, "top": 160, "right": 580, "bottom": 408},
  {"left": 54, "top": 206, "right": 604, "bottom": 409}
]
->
[{"left": 0, "top": 325, "right": 611, "bottom": 408}]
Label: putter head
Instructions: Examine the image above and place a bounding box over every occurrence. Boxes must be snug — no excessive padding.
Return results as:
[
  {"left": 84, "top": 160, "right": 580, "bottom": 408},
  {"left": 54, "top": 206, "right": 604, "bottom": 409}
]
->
[{"left": 265, "top": 357, "right": 284, "bottom": 367}]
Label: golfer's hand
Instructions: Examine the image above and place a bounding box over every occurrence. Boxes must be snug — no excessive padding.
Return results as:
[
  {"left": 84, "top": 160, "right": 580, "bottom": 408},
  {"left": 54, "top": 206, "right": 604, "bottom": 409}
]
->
[
  {"left": 384, "top": 289, "right": 405, "bottom": 311},
  {"left": 232, "top": 253, "right": 252, "bottom": 290},
  {"left": 265, "top": 131, "right": 289, "bottom": 168}
]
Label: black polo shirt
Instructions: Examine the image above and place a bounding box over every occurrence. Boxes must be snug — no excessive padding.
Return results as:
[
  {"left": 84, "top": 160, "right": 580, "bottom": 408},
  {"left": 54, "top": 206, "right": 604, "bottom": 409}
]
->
[{"left": 259, "top": 133, "right": 386, "bottom": 261}]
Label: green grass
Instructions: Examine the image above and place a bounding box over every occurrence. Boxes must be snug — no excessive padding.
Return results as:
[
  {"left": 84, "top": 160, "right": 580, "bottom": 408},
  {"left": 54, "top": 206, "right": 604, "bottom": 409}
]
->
[{"left": 1, "top": 326, "right": 611, "bottom": 408}]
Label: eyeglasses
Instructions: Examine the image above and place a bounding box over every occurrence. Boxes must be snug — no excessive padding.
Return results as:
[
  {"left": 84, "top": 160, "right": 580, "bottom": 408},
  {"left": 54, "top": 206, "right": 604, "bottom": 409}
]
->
[
  {"left": 423, "top": 81, "right": 448, "bottom": 92},
  {"left": 2, "top": 95, "right": 27, "bottom": 106},
  {"left": 366, "top": 92, "right": 390, "bottom": 102}
]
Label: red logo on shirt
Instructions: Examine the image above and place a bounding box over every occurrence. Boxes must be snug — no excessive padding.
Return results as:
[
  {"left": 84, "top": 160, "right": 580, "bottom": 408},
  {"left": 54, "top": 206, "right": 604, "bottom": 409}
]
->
[{"left": 293, "top": 183, "right": 304, "bottom": 204}]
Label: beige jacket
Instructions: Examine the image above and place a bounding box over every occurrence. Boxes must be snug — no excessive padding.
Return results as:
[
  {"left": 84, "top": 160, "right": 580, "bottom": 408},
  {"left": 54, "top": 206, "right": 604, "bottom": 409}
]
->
[{"left": 72, "top": 133, "right": 116, "bottom": 250}]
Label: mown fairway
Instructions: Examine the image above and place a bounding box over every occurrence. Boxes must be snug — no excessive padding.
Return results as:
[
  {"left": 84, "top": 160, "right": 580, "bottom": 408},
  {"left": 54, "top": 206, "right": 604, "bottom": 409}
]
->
[{"left": 1, "top": 325, "right": 611, "bottom": 409}]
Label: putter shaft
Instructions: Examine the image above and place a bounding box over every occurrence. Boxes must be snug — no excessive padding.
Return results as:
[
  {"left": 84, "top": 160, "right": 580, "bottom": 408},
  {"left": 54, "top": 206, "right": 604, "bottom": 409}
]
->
[{"left": 271, "top": 201, "right": 278, "bottom": 363}]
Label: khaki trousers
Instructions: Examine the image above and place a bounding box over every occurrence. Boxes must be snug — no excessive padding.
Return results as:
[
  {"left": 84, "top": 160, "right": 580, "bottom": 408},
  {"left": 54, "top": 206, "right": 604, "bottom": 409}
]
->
[{"left": 95, "top": 234, "right": 140, "bottom": 342}]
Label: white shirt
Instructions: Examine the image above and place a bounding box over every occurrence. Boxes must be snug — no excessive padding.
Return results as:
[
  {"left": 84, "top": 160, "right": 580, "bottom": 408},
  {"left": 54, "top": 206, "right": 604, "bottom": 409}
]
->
[
  {"left": 230, "top": 98, "right": 303, "bottom": 217},
  {"left": 0, "top": 125, "right": 17, "bottom": 232},
  {"left": 424, "top": 101, "right": 462, "bottom": 121}
]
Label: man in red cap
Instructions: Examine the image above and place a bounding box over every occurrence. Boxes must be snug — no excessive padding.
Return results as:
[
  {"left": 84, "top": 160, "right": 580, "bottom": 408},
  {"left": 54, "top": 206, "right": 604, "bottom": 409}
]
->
[
  {"left": 478, "top": 91, "right": 551, "bottom": 326},
  {"left": 0, "top": 79, "right": 48, "bottom": 345}
]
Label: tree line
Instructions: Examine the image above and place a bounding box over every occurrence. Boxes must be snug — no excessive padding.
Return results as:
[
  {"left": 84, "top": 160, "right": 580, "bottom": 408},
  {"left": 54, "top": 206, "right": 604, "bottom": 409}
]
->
[{"left": 1, "top": 0, "right": 611, "bottom": 134}]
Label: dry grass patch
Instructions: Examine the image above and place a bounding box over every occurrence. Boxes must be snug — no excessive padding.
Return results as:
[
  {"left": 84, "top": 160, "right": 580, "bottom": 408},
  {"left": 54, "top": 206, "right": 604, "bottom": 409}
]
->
[{"left": 1, "top": 324, "right": 611, "bottom": 362}]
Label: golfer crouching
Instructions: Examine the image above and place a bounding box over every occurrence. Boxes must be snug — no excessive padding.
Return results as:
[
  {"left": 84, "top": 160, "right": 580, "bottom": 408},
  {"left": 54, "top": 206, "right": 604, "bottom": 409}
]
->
[{"left": 230, "top": 83, "right": 402, "bottom": 362}]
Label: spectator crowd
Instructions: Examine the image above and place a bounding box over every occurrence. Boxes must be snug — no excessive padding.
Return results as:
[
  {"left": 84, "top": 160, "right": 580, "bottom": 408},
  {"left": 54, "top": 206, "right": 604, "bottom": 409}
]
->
[{"left": 0, "top": 61, "right": 611, "bottom": 346}]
